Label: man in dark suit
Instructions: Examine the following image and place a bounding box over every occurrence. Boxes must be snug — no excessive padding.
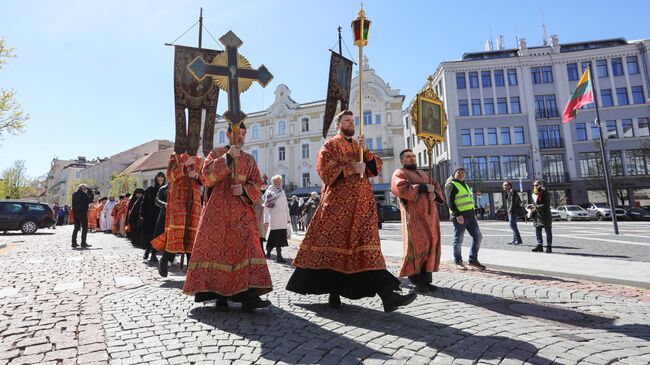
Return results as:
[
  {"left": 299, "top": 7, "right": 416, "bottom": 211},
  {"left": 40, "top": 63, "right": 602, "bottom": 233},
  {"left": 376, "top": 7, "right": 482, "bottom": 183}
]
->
[
  {"left": 503, "top": 180, "right": 523, "bottom": 245},
  {"left": 71, "top": 183, "right": 94, "bottom": 248}
]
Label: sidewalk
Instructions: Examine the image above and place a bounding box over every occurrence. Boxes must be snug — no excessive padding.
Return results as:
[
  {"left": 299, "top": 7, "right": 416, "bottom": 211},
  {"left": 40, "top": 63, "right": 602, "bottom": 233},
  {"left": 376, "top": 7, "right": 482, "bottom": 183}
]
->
[{"left": 289, "top": 233, "right": 650, "bottom": 289}]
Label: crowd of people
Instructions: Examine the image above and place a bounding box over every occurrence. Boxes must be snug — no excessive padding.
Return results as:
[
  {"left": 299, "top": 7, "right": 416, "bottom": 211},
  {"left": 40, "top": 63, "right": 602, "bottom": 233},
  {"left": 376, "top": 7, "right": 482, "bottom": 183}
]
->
[{"left": 60, "top": 109, "right": 556, "bottom": 315}]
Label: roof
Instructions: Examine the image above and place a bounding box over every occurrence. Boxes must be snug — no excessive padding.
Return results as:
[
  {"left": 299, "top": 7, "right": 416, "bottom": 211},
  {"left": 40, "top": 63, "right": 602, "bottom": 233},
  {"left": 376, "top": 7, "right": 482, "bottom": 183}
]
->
[
  {"left": 122, "top": 148, "right": 173, "bottom": 174},
  {"left": 287, "top": 183, "right": 391, "bottom": 197}
]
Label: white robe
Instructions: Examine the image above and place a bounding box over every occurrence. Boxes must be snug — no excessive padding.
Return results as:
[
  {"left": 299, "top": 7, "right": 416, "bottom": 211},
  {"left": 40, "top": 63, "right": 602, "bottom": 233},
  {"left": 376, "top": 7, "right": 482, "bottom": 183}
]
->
[{"left": 101, "top": 201, "right": 116, "bottom": 231}]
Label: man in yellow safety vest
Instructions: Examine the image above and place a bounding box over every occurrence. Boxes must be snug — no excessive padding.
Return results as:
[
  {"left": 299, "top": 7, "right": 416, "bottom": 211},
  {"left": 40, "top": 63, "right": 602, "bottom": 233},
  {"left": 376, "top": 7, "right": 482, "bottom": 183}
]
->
[{"left": 445, "top": 167, "right": 486, "bottom": 271}]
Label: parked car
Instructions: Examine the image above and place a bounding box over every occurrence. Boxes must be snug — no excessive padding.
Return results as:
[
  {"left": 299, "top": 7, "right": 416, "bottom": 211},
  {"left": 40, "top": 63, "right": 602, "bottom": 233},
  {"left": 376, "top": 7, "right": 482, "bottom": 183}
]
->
[
  {"left": 550, "top": 208, "right": 561, "bottom": 221},
  {"left": 380, "top": 205, "right": 401, "bottom": 222},
  {"left": 641, "top": 205, "right": 650, "bottom": 213},
  {"left": 0, "top": 200, "right": 56, "bottom": 234},
  {"left": 625, "top": 206, "right": 649, "bottom": 221},
  {"left": 579, "top": 202, "right": 626, "bottom": 221},
  {"left": 556, "top": 205, "right": 592, "bottom": 221}
]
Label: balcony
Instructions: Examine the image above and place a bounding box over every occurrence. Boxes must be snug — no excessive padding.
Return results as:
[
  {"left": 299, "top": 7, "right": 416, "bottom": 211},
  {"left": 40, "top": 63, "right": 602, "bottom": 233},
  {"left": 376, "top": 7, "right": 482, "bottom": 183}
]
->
[
  {"left": 372, "top": 148, "right": 394, "bottom": 158},
  {"left": 543, "top": 172, "right": 570, "bottom": 183},
  {"left": 538, "top": 139, "right": 565, "bottom": 149}
]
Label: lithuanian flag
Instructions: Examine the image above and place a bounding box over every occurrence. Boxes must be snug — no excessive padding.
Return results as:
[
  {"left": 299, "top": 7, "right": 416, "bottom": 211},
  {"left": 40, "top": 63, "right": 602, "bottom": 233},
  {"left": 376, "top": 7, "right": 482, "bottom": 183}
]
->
[{"left": 562, "top": 67, "right": 594, "bottom": 124}]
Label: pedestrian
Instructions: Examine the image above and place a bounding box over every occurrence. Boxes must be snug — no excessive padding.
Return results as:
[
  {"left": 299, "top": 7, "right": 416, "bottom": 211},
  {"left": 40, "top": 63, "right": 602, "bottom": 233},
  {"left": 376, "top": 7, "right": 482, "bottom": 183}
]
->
[
  {"left": 263, "top": 175, "right": 290, "bottom": 263},
  {"left": 101, "top": 197, "right": 116, "bottom": 233},
  {"left": 503, "top": 180, "right": 524, "bottom": 245},
  {"left": 182, "top": 123, "right": 272, "bottom": 312},
  {"left": 530, "top": 180, "right": 553, "bottom": 253},
  {"left": 127, "top": 189, "right": 145, "bottom": 247},
  {"left": 287, "top": 110, "right": 416, "bottom": 312},
  {"left": 445, "top": 167, "right": 486, "bottom": 270},
  {"left": 153, "top": 183, "right": 172, "bottom": 277},
  {"left": 303, "top": 192, "right": 320, "bottom": 228},
  {"left": 391, "top": 149, "right": 445, "bottom": 293},
  {"left": 52, "top": 203, "right": 61, "bottom": 229},
  {"left": 57, "top": 205, "right": 66, "bottom": 226},
  {"left": 71, "top": 183, "right": 94, "bottom": 248},
  {"left": 141, "top": 172, "right": 165, "bottom": 263},
  {"left": 289, "top": 195, "right": 301, "bottom": 232}
]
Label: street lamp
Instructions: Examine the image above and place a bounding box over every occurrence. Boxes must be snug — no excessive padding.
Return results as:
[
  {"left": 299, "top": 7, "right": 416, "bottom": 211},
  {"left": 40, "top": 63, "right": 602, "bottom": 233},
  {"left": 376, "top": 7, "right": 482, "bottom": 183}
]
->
[{"left": 351, "top": 5, "right": 371, "bottom": 163}]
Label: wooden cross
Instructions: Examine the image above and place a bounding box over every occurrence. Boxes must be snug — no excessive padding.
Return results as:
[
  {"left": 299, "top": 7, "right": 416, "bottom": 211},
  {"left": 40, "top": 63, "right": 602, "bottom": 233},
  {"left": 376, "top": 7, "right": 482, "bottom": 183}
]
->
[{"left": 187, "top": 31, "right": 273, "bottom": 128}]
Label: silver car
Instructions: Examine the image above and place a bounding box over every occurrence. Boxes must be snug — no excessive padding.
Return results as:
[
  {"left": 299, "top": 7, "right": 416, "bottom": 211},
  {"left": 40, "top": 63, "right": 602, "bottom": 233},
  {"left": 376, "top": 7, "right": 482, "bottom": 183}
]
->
[{"left": 556, "top": 205, "right": 592, "bottom": 221}]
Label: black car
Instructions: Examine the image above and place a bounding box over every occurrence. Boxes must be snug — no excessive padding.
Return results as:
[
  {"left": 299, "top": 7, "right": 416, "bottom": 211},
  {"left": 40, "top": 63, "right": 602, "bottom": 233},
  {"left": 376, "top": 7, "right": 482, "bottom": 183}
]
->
[
  {"left": 380, "top": 205, "right": 401, "bottom": 222},
  {"left": 0, "top": 200, "right": 56, "bottom": 234},
  {"left": 625, "top": 206, "right": 650, "bottom": 221}
]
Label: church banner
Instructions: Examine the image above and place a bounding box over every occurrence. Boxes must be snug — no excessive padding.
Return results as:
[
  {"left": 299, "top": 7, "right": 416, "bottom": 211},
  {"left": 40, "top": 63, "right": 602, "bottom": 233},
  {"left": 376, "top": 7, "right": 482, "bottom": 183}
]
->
[{"left": 323, "top": 51, "right": 353, "bottom": 138}]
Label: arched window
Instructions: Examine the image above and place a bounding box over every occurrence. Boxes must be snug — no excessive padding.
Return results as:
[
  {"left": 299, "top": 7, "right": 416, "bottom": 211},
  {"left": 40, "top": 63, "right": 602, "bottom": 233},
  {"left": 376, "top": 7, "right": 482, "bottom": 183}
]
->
[
  {"left": 218, "top": 130, "right": 226, "bottom": 144},
  {"left": 252, "top": 125, "right": 260, "bottom": 139},
  {"left": 278, "top": 120, "right": 286, "bottom": 135}
]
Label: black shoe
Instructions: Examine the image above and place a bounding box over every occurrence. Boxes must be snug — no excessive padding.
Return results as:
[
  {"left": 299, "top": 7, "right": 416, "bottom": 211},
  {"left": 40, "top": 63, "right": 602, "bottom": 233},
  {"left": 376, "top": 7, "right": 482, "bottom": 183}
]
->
[
  {"left": 328, "top": 294, "right": 342, "bottom": 309},
  {"left": 545, "top": 247, "right": 552, "bottom": 253},
  {"left": 382, "top": 291, "right": 417, "bottom": 313},
  {"left": 265, "top": 250, "right": 271, "bottom": 259},
  {"left": 241, "top": 297, "right": 271, "bottom": 312},
  {"left": 276, "top": 255, "right": 286, "bottom": 263},
  {"left": 149, "top": 255, "right": 159, "bottom": 263},
  {"left": 512, "top": 241, "right": 523, "bottom": 245},
  {"left": 468, "top": 260, "right": 486, "bottom": 270},
  {"left": 506, "top": 241, "right": 514, "bottom": 245},
  {"left": 71, "top": 243, "right": 79, "bottom": 248},
  {"left": 532, "top": 245, "right": 543, "bottom": 252},
  {"left": 80, "top": 243, "right": 91, "bottom": 248},
  {"left": 143, "top": 250, "right": 150, "bottom": 260},
  {"left": 216, "top": 298, "right": 228, "bottom": 312},
  {"left": 158, "top": 259, "right": 168, "bottom": 277}
]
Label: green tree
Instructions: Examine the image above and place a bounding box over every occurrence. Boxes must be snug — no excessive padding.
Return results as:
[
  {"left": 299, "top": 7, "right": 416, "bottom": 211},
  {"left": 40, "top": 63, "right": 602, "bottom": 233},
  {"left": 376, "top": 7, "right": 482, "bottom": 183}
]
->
[
  {"left": 66, "top": 177, "right": 99, "bottom": 205},
  {"left": 1, "top": 160, "right": 34, "bottom": 198},
  {"left": 108, "top": 173, "right": 136, "bottom": 197},
  {"left": 0, "top": 38, "right": 30, "bottom": 143}
]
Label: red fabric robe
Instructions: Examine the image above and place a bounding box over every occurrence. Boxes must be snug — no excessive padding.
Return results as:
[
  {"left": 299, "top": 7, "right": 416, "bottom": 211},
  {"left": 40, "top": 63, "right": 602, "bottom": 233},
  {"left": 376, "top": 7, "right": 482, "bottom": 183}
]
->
[
  {"left": 152, "top": 153, "right": 203, "bottom": 253},
  {"left": 112, "top": 200, "right": 126, "bottom": 234},
  {"left": 391, "top": 168, "right": 444, "bottom": 277},
  {"left": 182, "top": 147, "right": 272, "bottom": 297},
  {"left": 292, "top": 135, "right": 386, "bottom": 274},
  {"left": 87, "top": 203, "right": 98, "bottom": 230}
]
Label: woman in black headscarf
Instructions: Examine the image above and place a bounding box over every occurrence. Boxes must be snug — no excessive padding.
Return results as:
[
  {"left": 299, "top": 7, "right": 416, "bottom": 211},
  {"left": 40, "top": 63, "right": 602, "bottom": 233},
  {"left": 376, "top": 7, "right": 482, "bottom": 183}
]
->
[
  {"left": 127, "top": 188, "right": 145, "bottom": 247},
  {"left": 141, "top": 172, "right": 166, "bottom": 263}
]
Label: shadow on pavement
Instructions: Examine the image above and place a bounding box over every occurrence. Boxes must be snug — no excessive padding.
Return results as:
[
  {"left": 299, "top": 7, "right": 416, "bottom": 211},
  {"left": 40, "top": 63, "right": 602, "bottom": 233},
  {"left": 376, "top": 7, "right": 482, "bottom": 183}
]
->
[
  {"left": 159, "top": 280, "right": 184, "bottom": 289},
  {"left": 564, "top": 252, "right": 630, "bottom": 259},
  {"left": 473, "top": 270, "right": 580, "bottom": 284}
]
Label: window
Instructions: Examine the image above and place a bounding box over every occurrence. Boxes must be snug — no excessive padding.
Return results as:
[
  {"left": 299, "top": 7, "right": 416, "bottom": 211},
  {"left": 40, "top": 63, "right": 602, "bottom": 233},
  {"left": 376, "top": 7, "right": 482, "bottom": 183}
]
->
[
  {"left": 626, "top": 150, "right": 650, "bottom": 175},
  {"left": 534, "top": 94, "right": 558, "bottom": 119},
  {"left": 487, "top": 128, "right": 497, "bottom": 145},
  {"left": 459, "top": 100, "right": 469, "bottom": 116},
  {"left": 580, "top": 152, "right": 602, "bottom": 177},
  {"left": 616, "top": 88, "right": 628, "bottom": 106},
  {"left": 461, "top": 129, "right": 471, "bottom": 146},
  {"left": 363, "top": 110, "right": 372, "bottom": 125},
  {"left": 531, "top": 66, "right": 553, "bottom": 84},
  {"left": 497, "top": 97, "right": 507, "bottom": 114},
  {"left": 301, "top": 118, "right": 309, "bottom": 132},
  {"left": 510, "top": 97, "right": 521, "bottom": 113},
  {"left": 218, "top": 130, "right": 226, "bottom": 144},
  {"left": 474, "top": 128, "right": 485, "bottom": 146},
  {"left": 302, "top": 173, "right": 311, "bottom": 187},
  {"left": 472, "top": 99, "right": 481, "bottom": 116},
  {"left": 484, "top": 99, "right": 494, "bottom": 115},
  {"left": 278, "top": 120, "right": 286, "bottom": 135},
  {"left": 601, "top": 89, "right": 613, "bottom": 107},
  {"left": 0, "top": 203, "right": 23, "bottom": 213},
  {"left": 25, "top": 203, "right": 45, "bottom": 212},
  {"left": 375, "top": 137, "right": 383, "bottom": 150},
  {"left": 576, "top": 123, "right": 587, "bottom": 141},
  {"left": 475, "top": 157, "right": 488, "bottom": 179},
  {"left": 538, "top": 125, "right": 562, "bottom": 148},
  {"left": 606, "top": 120, "right": 618, "bottom": 139},
  {"left": 367, "top": 138, "right": 373, "bottom": 150},
  {"left": 489, "top": 157, "right": 501, "bottom": 180},
  {"left": 456, "top": 72, "right": 466, "bottom": 89},
  {"left": 581, "top": 61, "right": 590, "bottom": 73},
  {"left": 514, "top": 127, "right": 525, "bottom": 144},
  {"left": 622, "top": 119, "right": 634, "bottom": 138},
  {"left": 469, "top": 72, "right": 479, "bottom": 88},
  {"left": 301, "top": 144, "right": 309, "bottom": 159},
  {"left": 531, "top": 67, "right": 542, "bottom": 84},
  {"left": 610, "top": 151, "right": 624, "bottom": 175},
  {"left": 278, "top": 146, "right": 286, "bottom": 161},
  {"left": 501, "top": 127, "right": 511, "bottom": 144},
  {"left": 251, "top": 125, "right": 260, "bottom": 139},
  {"left": 463, "top": 157, "right": 472, "bottom": 176},
  {"left": 542, "top": 154, "right": 567, "bottom": 183},
  {"left": 611, "top": 58, "right": 624, "bottom": 76},
  {"left": 596, "top": 59, "right": 608, "bottom": 78},
  {"left": 542, "top": 66, "right": 554, "bottom": 83},
  {"left": 494, "top": 70, "right": 505, "bottom": 86},
  {"left": 567, "top": 63, "right": 579, "bottom": 81},
  {"left": 632, "top": 86, "right": 645, "bottom": 104},
  {"left": 481, "top": 71, "right": 491, "bottom": 87},
  {"left": 375, "top": 114, "right": 381, "bottom": 124},
  {"left": 627, "top": 56, "right": 639, "bottom": 74},
  {"left": 591, "top": 123, "right": 601, "bottom": 140},
  {"left": 507, "top": 69, "right": 517, "bottom": 85},
  {"left": 75, "top": 171, "right": 81, "bottom": 178},
  {"left": 502, "top": 156, "right": 528, "bottom": 179},
  {"left": 639, "top": 118, "right": 650, "bottom": 136},
  {"left": 251, "top": 149, "right": 259, "bottom": 163}
]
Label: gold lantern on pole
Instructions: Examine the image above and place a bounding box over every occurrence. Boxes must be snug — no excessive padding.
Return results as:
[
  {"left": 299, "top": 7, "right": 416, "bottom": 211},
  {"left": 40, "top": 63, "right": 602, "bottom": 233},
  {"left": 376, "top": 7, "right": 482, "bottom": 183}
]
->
[{"left": 351, "top": 5, "right": 371, "bottom": 162}]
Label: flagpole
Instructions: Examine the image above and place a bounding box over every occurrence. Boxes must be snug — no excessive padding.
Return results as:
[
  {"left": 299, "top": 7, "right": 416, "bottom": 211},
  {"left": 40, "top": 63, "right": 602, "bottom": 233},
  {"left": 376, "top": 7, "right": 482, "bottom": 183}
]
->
[{"left": 588, "top": 63, "right": 619, "bottom": 235}]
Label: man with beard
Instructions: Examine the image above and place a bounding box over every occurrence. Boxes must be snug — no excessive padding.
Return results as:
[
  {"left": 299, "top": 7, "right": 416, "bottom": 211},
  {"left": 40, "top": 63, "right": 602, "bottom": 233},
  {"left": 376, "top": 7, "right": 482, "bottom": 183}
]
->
[
  {"left": 391, "top": 149, "right": 444, "bottom": 293},
  {"left": 286, "top": 110, "right": 416, "bottom": 312},
  {"left": 182, "top": 124, "right": 272, "bottom": 312}
]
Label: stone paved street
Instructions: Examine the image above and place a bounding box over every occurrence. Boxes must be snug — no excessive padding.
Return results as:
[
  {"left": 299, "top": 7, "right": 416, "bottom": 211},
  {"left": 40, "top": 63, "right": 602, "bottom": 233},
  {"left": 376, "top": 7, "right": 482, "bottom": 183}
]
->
[{"left": 1, "top": 226, "right": 650, "bottom": 365}]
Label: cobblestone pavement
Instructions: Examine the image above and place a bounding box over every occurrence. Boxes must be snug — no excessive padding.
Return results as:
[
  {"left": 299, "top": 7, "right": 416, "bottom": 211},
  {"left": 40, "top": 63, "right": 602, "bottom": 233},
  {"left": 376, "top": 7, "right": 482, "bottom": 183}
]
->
[
  {"left": 380, "top": 221, "right": 650, "bottom": 263},
  {"left": 1, "top": 226, "right": 650, "bottom": 365}
]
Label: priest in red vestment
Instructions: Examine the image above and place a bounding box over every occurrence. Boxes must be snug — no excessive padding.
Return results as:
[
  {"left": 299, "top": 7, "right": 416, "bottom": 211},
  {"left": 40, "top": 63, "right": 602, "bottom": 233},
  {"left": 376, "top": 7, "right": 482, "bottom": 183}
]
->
[
  {"left": 286, "top": 110, "right": 416, "bottom": 312},
  {"left": 182, "top": 124, "right": 272, "bottom": 312},
  {"left": 391, "top": 149, "right": 444, "bottom": 293}
]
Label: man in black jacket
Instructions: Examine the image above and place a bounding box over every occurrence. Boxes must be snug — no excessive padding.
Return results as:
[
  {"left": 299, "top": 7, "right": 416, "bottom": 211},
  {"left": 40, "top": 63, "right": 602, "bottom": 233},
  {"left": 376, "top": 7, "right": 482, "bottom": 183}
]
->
[
  {"left": 71, "top": 184, "right": 94, "bottom": 248},
  {"left": 503, "top": 181, "right": 524, "bottom": 245}
]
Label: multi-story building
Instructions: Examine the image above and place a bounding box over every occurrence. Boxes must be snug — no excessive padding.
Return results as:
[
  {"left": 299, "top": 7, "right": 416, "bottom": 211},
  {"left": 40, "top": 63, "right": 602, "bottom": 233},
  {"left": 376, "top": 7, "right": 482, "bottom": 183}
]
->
[
  {"left": 45, "top": 157, "right": 97, "bottom": 205},
  {"left": 214, "top": 57, "right": 406, "bottom": 198},
  {"left": 406, "top": 35, "right": 650, "bottom": 212}
]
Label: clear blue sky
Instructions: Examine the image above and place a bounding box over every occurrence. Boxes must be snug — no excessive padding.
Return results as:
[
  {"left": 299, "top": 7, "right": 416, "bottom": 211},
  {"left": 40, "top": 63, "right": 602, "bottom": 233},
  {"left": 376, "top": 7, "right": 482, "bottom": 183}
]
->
[{"left": 1, "top": 0, "right": 649, "bottom": 178}]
